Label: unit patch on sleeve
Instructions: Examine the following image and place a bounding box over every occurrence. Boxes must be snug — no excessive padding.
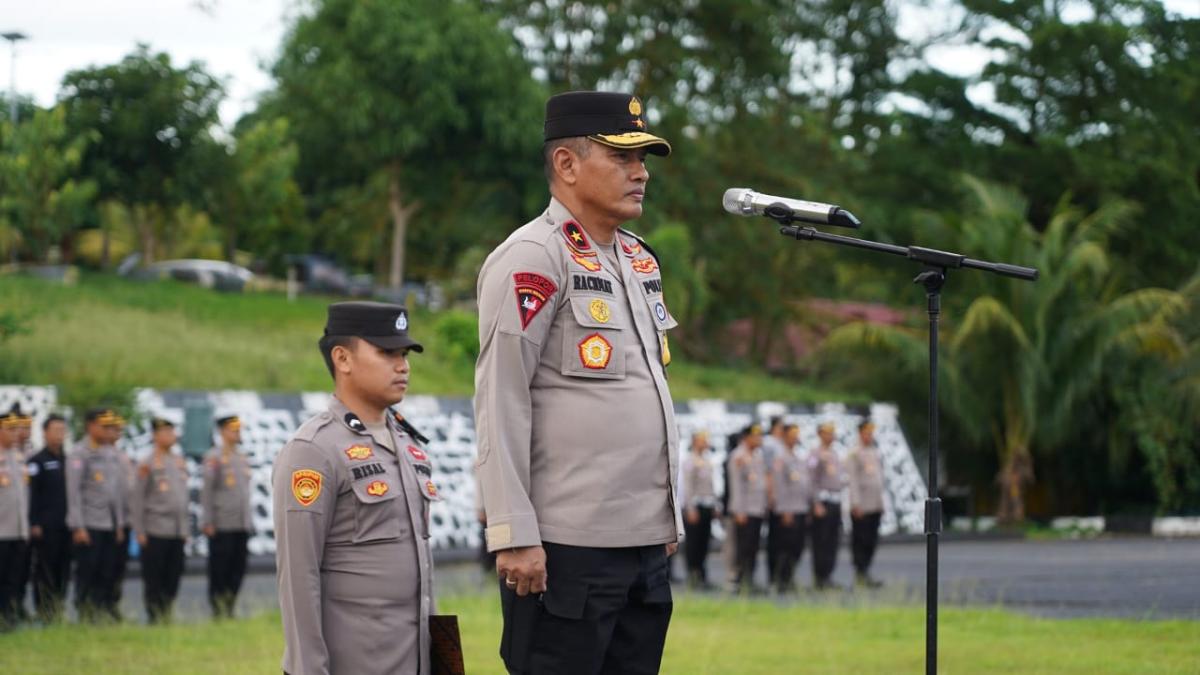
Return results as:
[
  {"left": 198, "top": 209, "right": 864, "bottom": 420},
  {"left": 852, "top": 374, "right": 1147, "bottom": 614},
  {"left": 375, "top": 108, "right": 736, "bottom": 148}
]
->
[
  {"left": 578, "top": 333, "right": 614, "bottom": 369},
  {"left": 513, "top": 272, "right": 558, "bottom": 330},
  {"left": 291, "top": 469, "right": 323, "bottom": 506}
]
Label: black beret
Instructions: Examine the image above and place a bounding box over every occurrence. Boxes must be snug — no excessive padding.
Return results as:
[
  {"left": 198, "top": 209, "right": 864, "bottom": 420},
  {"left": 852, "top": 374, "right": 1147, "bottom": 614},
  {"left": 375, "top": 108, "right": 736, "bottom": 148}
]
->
[
  {"left": 323, "top": 302, "right": 424, "bottom": 353},
  {"left": 544, "top": 91, "right": 671, "bottom": 157}
]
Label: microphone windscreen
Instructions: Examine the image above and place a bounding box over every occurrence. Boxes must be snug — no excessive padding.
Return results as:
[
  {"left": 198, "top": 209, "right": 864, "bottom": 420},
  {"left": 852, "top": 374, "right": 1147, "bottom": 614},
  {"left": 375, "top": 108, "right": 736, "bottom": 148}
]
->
[{"left": 722, "top": 188, "right": 752, "bottom": 215}]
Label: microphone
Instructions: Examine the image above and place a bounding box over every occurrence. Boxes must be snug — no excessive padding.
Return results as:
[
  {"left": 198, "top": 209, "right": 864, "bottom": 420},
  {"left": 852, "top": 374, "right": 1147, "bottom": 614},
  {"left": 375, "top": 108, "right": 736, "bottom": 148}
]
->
[{"left": 722, "top": 188, "right": 861, "bottom": 229}]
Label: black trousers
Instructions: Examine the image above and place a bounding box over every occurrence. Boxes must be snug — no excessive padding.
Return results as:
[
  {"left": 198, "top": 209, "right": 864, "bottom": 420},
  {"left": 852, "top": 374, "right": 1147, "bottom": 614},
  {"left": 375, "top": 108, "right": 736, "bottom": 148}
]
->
[
  {"left": 682, "top": 505, "right": 714, "bottom": 581},
  {"left": 811, "top": 501, "right": 842, "bottom": 583},
  {"left": 765, "top": 511, "right": 780, "bottom": 581},
  {"left": 108, "top": 526, "right": 131, "bottom": 613},
  {"left": 851, "top": 511, "right": 883, "bottom": 574},
  {"left": 31, "top": 527, "right": 72, "bottom": 621},
  {"left": 0, "top": 539, "right": 28, "bottom": 627},
  {"left": 74, "top": 529, "right": 121, "bottom": 620},
  {"left": 734, "top": 516, "right": 764, "bottom": 588},
  {"left": 142, "top": 536, "right": 185, "bottom": 623},
  {"left": 771, "top": 514, "right": 808, "bottom": 591},
  {"left": 499, "top": 542, "right": 672, "bottom": 675},
  {"left": 208, "top": 531, "right": 248, "bottom": 618}
]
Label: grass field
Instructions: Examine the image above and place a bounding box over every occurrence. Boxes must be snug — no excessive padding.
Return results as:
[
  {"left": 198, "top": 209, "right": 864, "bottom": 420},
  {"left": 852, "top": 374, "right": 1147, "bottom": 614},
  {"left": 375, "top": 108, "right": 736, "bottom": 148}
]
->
[
  {"left": 0, "top": 273, "right": 855, "bottom": 408},
  {"left": 1, "top": 593, "right": 1197, "bottom": 674}
]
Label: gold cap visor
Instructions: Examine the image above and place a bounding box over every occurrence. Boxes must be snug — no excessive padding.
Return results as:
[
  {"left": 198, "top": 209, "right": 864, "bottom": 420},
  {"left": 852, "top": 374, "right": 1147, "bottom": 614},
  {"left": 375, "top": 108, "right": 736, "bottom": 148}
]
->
[{"left": 590, "top": 132, "right": 672, "bottom": 157}]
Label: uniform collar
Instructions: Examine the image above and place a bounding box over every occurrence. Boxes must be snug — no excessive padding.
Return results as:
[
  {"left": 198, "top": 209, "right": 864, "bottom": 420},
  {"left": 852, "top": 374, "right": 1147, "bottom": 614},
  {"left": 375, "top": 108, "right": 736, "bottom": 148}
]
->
[{"left": 328, "top": 395, "right": 399, "bottom": 450}]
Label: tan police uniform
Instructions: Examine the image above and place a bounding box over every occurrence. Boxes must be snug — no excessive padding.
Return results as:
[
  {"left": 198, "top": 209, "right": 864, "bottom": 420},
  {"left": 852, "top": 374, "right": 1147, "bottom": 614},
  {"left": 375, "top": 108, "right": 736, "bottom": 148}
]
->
[
  {"left": 274, "top": 397, "right": 438, "bottom": 675},
  {"left": 66, "top": 437, "right": 126, "bottom": 616},
  {"left": 769, "top": 446, "right": 812, "bottom": 591},
  {"left": 728, "top": 444, "right": 768, "bottom": 587},
  {"left": 0, "top": 444, "right": 30, "bottom": 626},
  {"left": 809, "top": 444, "right": 847, "bottom": 586},
  {"left": 475, "top": 197, "right": 681, "bottom": 551},
  {"left": 131, "top": 448, "right": 190, "bottom": 621},
  {"left": 680, "top": 448, "right": 718, "bottom": 584},
  {"left": 202, "top": 443, "right": 253, "bottom": 618},
  {"left": 848, "top": 440, "right": 886, "bottom": 581}
]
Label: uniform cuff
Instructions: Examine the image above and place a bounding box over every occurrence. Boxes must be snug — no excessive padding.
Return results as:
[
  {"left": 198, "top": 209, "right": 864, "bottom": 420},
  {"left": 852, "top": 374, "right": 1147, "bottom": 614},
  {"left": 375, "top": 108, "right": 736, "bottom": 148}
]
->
[{"left": 485, "top": 514, "right": 541, "bottom": 553}]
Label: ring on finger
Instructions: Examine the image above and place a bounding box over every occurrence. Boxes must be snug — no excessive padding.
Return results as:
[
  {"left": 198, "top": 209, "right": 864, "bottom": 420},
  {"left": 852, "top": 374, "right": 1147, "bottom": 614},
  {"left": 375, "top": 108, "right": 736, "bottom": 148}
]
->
[{"left": 505, "top": 577, "right": 518, "bottom": 587}]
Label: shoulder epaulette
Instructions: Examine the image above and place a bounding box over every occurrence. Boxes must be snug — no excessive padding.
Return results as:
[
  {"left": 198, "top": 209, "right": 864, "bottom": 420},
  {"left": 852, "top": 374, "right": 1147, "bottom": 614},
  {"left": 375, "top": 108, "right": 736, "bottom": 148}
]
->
[
  {"left": 294, "top": 411, "right": 335, "bottom": 443},
  {"left": 618, "top": 228, "right": 661, "bottom": 265},
  {"left": 390, "top": 409, "right": 430, "bottom": 445}
]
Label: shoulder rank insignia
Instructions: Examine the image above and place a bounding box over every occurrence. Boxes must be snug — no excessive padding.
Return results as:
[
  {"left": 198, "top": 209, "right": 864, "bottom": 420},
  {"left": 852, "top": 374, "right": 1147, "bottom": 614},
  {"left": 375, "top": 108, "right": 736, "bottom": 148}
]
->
[{"left": 561, "top": 220, "right": 592, "bottom": 252}]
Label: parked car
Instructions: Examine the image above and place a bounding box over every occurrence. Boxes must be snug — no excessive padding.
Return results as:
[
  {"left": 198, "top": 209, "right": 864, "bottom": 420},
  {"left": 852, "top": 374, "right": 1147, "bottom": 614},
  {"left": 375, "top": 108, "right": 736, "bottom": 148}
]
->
[{"left": 125, "top": 258, "right": 255, "bottom": 292}]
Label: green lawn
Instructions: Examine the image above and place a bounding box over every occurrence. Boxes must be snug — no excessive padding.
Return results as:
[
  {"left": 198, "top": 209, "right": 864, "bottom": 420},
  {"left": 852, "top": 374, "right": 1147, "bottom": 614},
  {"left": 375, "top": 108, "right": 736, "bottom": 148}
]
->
[
  {"left": 0, "top": 594, "right": 1196, "bottom": 673},
  {"left": 0, "top": 273, "right": 854, "bottom": 407}
]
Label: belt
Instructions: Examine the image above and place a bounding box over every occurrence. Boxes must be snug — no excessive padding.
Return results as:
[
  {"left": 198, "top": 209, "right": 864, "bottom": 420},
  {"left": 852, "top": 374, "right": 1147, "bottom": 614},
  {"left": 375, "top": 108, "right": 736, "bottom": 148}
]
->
[{"left": 817, "top": 491, "right": 843, "bottom": 503}]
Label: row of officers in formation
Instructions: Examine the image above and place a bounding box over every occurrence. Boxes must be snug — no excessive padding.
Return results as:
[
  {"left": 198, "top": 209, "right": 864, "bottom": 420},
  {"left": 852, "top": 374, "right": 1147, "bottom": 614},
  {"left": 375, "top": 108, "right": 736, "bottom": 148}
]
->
[
  {"left": 680, "top": 418, "right": 888, "bottom": 594},
  {"left": 0, "top": 406, "right": 254, "bottom": 628}
]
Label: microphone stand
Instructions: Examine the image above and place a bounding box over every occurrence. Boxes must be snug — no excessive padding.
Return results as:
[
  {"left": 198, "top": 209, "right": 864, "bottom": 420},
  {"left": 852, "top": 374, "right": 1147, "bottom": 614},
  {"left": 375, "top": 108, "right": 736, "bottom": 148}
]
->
[{"left": 768, "top": 212, "right": 1037, "bottom": 675}]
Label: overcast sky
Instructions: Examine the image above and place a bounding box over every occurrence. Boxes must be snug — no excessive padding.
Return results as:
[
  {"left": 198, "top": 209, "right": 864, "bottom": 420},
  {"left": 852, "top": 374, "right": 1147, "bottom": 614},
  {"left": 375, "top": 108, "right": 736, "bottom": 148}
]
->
[{"left": 2, "top": 0, "right": 1196, "bottom": 129}]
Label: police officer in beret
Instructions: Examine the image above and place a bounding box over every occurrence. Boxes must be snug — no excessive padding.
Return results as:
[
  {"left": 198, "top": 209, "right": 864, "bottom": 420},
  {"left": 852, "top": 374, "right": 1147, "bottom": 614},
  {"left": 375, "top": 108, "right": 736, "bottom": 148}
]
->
[
  {"left": 0, "top": 409, "right": 30, "bottom": 629},
  {"left": 27, "top": 413, "right": 71, "bottom": 622},
  {"left": 131, "top": 418, "right": 190, "bottom": 623},
  {"left": 274, "top": 302, "right": 438, "bottom": 675},
  {"left": 202, "top": 414, "right": 253, "bottom": 619},
  {"left": 66, "top": 408, "right": 126, "bottom": 621},
  {"left": 475, "top": 90, "right": 680, "bottom": 673}
]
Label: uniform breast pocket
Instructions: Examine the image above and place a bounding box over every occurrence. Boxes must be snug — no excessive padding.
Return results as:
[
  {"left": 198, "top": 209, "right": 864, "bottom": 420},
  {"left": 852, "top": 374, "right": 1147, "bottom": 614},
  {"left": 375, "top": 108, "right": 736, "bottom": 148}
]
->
[
  {"left": 350, "top": 477, "right": 404, "bottom": 544},
  {"left": 643, "top": 291, "right": 679, "bottom": 332},
  {"left": 561, "top": 295, "right": 627, "bottom": 380}
]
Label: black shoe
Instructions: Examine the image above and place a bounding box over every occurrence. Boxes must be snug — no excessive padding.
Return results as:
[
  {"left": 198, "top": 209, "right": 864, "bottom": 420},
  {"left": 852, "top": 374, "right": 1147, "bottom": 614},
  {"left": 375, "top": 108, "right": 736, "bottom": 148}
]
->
[
  {"left": 814, "top": 578, "right": 842, "bottom": 591},
  {"left": 856, "top": 573, "right": 884, "bottom": 589}
]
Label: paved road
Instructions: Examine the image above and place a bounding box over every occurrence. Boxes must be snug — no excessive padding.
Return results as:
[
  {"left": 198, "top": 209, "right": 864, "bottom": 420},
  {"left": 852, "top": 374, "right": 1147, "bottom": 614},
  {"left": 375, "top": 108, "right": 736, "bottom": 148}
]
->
[{"left": 62, "top": 537, "right": 1200, "bottom": 623}]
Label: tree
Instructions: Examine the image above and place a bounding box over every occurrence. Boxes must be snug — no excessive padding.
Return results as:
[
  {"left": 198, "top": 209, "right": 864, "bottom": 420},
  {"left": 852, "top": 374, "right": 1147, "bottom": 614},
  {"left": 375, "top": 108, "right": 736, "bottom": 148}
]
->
[
  {"left": 818, "top": 177, "right": 1185, "bottom": 522},
  {"left": 0, "top": 106, "right": 97, "bottom": 262},
  {"left": 270, "top": 0, "right": 542, "bottom": 287},
  {"left": 60, "top": 45, "right": 223, "bottom": 264}
]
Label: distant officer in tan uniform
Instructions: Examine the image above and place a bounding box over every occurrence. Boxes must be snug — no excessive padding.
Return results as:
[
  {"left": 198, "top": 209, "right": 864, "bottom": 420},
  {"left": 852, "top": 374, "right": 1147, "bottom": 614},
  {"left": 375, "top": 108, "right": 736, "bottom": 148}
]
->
[
  {"left": 475, "top": 90, "right": 680, "bottom": 674},
  {"left": 274, "top": 302, "right": 437, "bottom": 675},
  {"left": 728, "top": 425, "right": 768, "bottom": 592},
  {"left": 108, "top": 414, "right": 135, "bottom": 620},
  {"left": 848, "top": 420, "right": 885, "bottom": 588},
  {"left": 681, "top": 431, "right": 718, "bottom": 588},
  {"left": 809, "top": 422, "right": 847, "bottom": 590},
  {"left": 768, "top": 424, "right": 812, "bottom": 593},
  {"left": 67, "top": 407, "right": 126, "bottom": 621},
  {"left": 202, "top": 415, "right": 253, "bottom": 618},
  {"left": 130, "top": 418, "right": 190, "bottom": 622},
  {"left": 0, "top": 410, "right": 30, "bottom": 629}
]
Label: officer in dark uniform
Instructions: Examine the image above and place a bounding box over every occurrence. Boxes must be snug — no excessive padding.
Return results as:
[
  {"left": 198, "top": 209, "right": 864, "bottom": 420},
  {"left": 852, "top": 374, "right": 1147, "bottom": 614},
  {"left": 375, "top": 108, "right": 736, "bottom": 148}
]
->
[
  {"left": 202, "top": 415, "right": 253, "bottom": 619},
  {"left": 27, "top": 413, "right": 71, "bottom": 622},
  {"left": 274, "top": 301, "right": 437, "bottom": 674}
]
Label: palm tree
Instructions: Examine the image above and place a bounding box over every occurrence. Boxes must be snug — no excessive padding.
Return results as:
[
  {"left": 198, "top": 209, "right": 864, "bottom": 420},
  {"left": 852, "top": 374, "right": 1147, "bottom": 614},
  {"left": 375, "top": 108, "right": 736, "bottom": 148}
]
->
[{"left": 818, "top": 177, "right": 1185, "bottom": 522}]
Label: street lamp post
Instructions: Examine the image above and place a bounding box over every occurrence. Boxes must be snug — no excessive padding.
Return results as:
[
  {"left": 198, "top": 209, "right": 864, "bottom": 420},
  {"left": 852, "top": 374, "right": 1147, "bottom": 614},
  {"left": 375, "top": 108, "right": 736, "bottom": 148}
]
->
[{"left": 2, "top": 31, "right": 28, "bottom": 124}]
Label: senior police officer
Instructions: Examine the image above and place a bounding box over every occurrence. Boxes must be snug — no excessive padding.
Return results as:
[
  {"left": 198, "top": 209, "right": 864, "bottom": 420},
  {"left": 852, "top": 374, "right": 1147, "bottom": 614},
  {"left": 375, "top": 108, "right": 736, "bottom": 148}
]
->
[
  {"left": 768, "top": 424, "right": 812, "bottom": 593},
  {"left": 728, "top": 425, "right": 768, "bottom": 593},
  {"left": 809, "top": 422, "right": 848, "bottom": 590},
  {"left": 67, "top": 408, "right": 126, "bottom": 621},
  {"left": 274, "top": 302, "right": 438, "bottom": 675},
  {"left": 0, "top": 410, "right": 30, "bottom": 629},
  {"left": 475, "top": 90, "right": 681, "bottom": 674},
  {"left": 849, "top": 420, "right": 886, "bottom": 588},
  {"left": 131, "top": 418, "right": 190, "bottom": 623},
  {"left": 202, "top": 415, "right": 253, "bottom": 618},
  {"left": 27, "top": 413, "right": 71, "bottom": 621}
]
